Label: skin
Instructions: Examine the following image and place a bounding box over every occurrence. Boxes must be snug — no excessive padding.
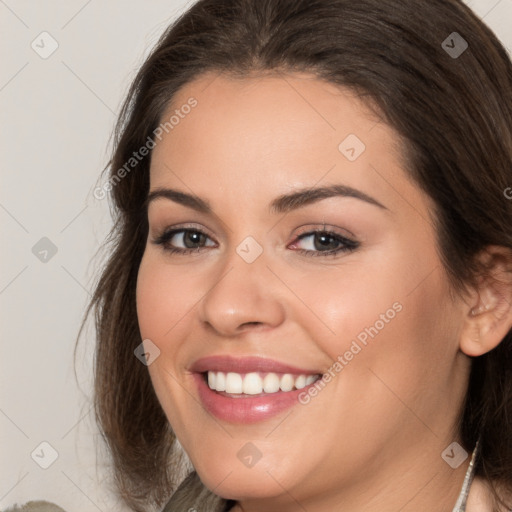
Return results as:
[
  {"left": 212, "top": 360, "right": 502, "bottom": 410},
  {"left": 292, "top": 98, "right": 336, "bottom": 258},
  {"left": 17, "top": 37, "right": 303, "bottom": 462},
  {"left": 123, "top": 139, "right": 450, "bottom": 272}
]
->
[{"left": 136, "top": 71, "right": 512, "bottom": 512}]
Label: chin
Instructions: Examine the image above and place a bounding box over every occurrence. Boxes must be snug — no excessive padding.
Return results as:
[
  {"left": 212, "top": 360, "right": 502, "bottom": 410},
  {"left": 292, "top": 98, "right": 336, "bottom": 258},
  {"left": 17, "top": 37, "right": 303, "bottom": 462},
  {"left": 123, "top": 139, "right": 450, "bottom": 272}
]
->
[{"left": 195, "top": 456, "right": 298, "bottom": 501}]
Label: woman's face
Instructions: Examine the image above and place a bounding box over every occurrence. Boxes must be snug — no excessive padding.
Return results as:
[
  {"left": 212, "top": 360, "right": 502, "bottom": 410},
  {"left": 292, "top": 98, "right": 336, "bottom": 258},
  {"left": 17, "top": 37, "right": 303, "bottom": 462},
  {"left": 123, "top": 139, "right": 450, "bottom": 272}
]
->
[{"left": 136, "top": 71, "right": 472, "bottom": 508}]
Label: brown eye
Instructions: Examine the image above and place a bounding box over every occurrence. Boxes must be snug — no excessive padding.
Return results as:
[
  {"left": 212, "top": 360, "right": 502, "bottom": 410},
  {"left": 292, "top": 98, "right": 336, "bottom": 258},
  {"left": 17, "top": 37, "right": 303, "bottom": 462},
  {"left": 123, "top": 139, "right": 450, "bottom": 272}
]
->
[
  {"left": 290, "top": 230, "right": 359, "bottom": 257},
  {"left": 153, "top": 228, "right": 216, "bottom": 254}
]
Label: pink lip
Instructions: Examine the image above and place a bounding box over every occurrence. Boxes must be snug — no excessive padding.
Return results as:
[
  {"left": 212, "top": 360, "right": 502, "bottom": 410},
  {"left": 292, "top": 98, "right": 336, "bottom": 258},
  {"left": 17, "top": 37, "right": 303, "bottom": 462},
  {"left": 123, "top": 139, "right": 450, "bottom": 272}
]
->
[
  {"left": 190, "top": 355, "right": 322, "bottom": 424},
  {"left": 190, "top": 355, "right": 320, "bottom": 375}
]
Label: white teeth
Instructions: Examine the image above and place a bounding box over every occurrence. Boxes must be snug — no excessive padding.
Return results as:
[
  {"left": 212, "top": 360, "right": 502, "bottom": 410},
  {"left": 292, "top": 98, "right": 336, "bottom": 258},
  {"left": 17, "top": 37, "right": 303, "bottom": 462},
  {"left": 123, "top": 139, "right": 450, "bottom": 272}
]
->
[
  {"left": 208, "top": 371, "right": 216, "bottom": 389},
  {"left": 263, "top": 373, "right": 280, "bottom": 393},
  {"left": 207, "top": 371, "right": 319, "bottom": 394},
  {"left": 280, "top": 374, "right": 294, "bottom": 392},
  {"left": 305, "top": 375, "right": 317, "bottom": 386},
  {"left": 216, "top": 371, "right": 226, "bottom": 392},
  {"left": 242, "top": 372, "right": 262, "bottom": 395},
  {"left": 295, "top": 375, "right": 307, "bottom": 389},
  {"left": 225, "top": 372, "right": 243, "bottom": 394}
]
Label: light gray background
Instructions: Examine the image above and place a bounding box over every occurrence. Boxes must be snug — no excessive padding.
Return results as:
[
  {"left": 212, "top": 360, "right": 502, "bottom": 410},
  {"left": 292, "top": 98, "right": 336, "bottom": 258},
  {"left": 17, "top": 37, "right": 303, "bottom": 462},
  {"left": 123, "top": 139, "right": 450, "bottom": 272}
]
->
[{"left": 1, "top": 0, "right": 511, "bottom": 510}]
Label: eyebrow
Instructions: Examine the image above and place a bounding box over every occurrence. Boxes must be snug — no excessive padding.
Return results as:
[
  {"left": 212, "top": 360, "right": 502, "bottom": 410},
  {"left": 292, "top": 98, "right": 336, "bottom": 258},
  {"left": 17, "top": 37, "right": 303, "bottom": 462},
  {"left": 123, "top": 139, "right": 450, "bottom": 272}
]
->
[{"left": 146, "top": 184, "right": 388, "bottom": 214}]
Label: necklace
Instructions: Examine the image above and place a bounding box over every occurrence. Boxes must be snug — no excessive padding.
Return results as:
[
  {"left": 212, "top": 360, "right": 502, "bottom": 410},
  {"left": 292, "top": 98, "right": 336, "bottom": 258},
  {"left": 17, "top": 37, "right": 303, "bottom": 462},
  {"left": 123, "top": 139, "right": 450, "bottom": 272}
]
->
[{"left": 451, "top": 441, "right": 479, "bottom": 512}]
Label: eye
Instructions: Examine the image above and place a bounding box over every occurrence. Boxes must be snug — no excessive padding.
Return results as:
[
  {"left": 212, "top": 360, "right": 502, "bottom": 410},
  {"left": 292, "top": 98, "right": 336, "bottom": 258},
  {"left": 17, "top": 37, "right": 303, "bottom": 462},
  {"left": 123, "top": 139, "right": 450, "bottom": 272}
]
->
[
  {"left": 152, "top": 225, "right": 359, "bottom": 258},
  {"left": 152, "top": 227, "right": 216, "bottom": 254},
  {"left": 289, "top": 228, "right": 359, "bottom": 257}
]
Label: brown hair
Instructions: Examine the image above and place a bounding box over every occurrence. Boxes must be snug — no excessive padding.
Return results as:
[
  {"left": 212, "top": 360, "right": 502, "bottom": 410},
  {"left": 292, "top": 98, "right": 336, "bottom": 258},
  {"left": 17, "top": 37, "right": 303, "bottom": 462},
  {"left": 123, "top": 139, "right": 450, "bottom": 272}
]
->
[{"left": 78, "top": 0, "right": 512, "bottom": 510}]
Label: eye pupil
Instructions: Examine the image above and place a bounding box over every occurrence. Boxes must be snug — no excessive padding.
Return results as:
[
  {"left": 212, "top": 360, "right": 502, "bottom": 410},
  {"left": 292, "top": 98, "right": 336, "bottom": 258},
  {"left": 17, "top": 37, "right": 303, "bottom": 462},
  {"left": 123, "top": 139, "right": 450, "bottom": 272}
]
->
[
  {"left": 315, "top": 233, "right": 338, "bottom": 251},
  {"left": 185, "top": 231, "right": 204, "bottom": 248}
]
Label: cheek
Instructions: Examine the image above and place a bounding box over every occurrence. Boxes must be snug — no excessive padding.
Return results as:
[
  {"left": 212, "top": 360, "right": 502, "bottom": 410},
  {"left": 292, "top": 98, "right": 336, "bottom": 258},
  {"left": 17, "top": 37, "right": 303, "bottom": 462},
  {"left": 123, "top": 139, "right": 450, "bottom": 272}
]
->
[
  {"left": 135, "top": 253, "right": 201, "bottom": 435},
  {"left": 286, "top": 256, "right": 403, "bottom": 360},
  {"left": 136, "top": 252, "right": 193, "bottom": 342},
  {"left": 284, "top": 264, "right": 456, "bottom": 477},
  {"left": 340, "top": 266, "right": 457, "bottom": 421},
  {"left": 300, "top": 245, "right": 456, "bottom": 403}
]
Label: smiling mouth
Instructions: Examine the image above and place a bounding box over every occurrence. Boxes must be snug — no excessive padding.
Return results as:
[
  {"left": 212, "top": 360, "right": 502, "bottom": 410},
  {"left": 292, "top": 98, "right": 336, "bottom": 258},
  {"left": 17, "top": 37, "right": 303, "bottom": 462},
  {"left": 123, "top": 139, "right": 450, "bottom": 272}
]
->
[{"left": 203, "top": 371, "right": 322, "bottom": 396}]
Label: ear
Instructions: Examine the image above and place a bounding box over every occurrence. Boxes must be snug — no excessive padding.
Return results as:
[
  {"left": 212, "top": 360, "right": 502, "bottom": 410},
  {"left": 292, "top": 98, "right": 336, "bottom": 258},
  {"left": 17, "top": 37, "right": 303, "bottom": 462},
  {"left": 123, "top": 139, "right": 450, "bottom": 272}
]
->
[{"left": 459, "top": 245, "right": 512, "bottom": 357}]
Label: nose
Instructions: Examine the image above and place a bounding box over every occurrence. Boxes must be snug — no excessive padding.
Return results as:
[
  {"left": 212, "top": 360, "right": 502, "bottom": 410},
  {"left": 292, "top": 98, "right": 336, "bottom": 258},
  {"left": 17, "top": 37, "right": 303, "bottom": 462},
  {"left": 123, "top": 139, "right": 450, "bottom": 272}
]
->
[{"left": 198, "top": 247, "right": 286, "bottom": 337}]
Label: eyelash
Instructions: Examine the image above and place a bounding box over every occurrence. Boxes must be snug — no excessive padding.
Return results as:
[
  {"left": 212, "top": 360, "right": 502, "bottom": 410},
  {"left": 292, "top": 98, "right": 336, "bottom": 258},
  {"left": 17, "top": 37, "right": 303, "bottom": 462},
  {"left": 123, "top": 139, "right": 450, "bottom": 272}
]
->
[{"left": 151, "top": 225, "right": 359, "bottom": 258}]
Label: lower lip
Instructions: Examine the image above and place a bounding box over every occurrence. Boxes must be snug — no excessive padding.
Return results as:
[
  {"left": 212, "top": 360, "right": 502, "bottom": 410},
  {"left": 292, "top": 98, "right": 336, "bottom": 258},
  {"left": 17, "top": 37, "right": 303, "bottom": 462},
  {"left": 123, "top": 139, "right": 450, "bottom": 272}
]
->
[{"left": 193, "top": 373, "right": 316, "bottom": 424}]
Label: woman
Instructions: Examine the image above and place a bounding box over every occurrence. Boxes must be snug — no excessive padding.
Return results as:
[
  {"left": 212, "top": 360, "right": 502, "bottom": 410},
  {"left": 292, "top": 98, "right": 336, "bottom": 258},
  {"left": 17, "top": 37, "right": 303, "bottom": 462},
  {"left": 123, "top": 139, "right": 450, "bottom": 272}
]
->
[{"left": 81, "top": 0, "right": 512, "bottom": 510}]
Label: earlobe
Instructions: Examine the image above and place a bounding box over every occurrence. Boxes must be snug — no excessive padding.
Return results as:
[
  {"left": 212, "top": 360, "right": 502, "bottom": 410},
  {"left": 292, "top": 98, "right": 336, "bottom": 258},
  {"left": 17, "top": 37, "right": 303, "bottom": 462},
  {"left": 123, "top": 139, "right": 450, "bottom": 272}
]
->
[{"left": 459, "top": 246, "right": 512, "bottom": 358}]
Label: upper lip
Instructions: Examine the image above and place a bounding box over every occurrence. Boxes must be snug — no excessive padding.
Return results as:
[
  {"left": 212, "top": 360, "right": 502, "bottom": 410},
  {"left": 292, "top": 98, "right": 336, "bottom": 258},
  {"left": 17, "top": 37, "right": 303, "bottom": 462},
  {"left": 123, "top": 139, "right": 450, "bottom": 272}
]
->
[{"left": 190, "top": 355, "right": 321, "bottom": 375}]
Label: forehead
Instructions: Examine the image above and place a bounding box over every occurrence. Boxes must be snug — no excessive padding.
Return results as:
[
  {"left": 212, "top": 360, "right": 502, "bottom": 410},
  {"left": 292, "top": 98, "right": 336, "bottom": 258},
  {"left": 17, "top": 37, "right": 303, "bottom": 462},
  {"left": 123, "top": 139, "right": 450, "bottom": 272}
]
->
[
  {"left": 148, "top": 71, "right": 431, "bottom": 220},
  {"left": 153, "top": 71, "right": 388, "bottom": 164}
]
